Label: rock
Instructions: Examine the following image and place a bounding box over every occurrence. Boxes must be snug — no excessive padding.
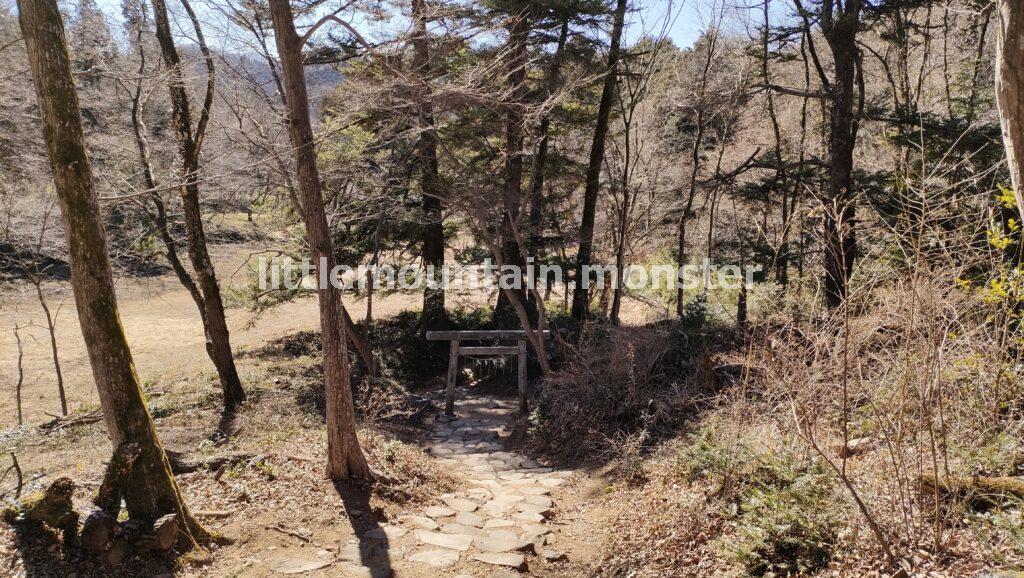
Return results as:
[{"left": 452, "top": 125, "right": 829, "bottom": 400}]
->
[
  {"left": 542, "top": 548, "right": 566, "bottom": 562},
  {"left": 408, "top": 549, "right": 459, "bottom": 567},
  {"left": 425, "top": 506, "right": 456, "bottom": 518},
  {"left": 520, "top": 487, "right": 550, "bottom": 496},
  {"left": 838, "top": 436, "right": 875, "bottom": 457},
  {"left": 401, "top": 515, "right": 439, "bottom": 531},
  {"left": 519, "top": 523, "right": 552, "bottom": 537},
  {"left": 483, "top": 519, "right": 516, "bottom": 529},
  {"left": 455, "top": 511, "right": 484, "bottom": 527},
  {"left": 470, "top": 552, "right": 527, "bottom": 571},
  {"left": 474, "top": 534, "right": 534, "bottom": 554},
  {"left": 415, "top": 530, "right": 474, "bottom": 551},
  {"left": 440, "top": 523, "right": 488, "bottom": 537},
  {"left": 524, "top": 496, "right": 552, "bottom": 508},
  {"left": 466, "top": 488, "right": 492, "bottom": 501},
  {"left": 517, "top": 502, "right": 552, "bottom": 517},
  {"left": 441, "top": 497, "right": 478, "bottom": 512},
  {"left": 272, "top": 558, "right": 333, "bottom": 574},
  {"left": 539, "top": 478, "right": 565, "bottom": 488},
  {"left": 513, "top": 511, "right": 546, "bottom": 524},
  {"left": 363, "top": 525, "right": 408, "bottom": 541}
]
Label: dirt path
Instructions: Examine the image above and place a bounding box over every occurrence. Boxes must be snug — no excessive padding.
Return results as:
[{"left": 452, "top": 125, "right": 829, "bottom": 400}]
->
[{"left": 230, "top": 390, "right": 595, "bottom": 578}]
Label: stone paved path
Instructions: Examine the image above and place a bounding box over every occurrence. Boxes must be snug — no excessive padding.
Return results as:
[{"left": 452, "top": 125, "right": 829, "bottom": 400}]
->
[{"left": 396, "top": 391, "right": 570, "bottom": 574}]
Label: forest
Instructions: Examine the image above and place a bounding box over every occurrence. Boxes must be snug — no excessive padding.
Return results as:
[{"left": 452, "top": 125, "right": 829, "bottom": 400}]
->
[{"left": 0, "top": 0, "right": 1023, "bottom": 575}]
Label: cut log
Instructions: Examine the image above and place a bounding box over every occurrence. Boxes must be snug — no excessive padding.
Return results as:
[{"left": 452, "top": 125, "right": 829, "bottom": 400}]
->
[
  {"left": 137, "top": 513, "right": 179, "bottom": 552},
  {"left": 3, "top": 477, "right": 77, "bottom": 529},
  {"left": 921, "top": 474, "right": 1024, "bottom": 509},
  {"left": 3, "top": 477, "right": 79, "bottom": 548},
  {"left": 80, "top": 510, "right": 117, "bottom": 554}
]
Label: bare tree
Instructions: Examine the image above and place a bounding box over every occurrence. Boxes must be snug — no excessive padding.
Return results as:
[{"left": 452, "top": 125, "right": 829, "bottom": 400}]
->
[
  {"left": 12, "top": 323, "right": 24, "bottom": 427},
  {"left": 150, "top": 0, "right": 247, "bottom": 411},
  {"left": 17, "top": 0, "right": 210, "bottom": 543},
  {"left": 267, "top": 0, "right": 370, "bottom": 480}
]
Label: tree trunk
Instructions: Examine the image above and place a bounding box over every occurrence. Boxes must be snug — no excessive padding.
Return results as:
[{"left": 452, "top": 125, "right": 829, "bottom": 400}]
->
[
  {"left": 150, "top": 0, "right": 246, "bottom": 410},
  {"left": 996, "top": 0, "right": 1024, "bottom": 221},
  {"left": 494, "top": 9, "right": 533, "bottom": 326},
  {"left": 268, "top": 0, "right": 370, "bottom": 480},
  {"left": 527, "top": 18, "right": 570, "bottom": 253},
  {"left": 572, "top": 0, "right": 628, "bottom": 322},
  {"left": 17, "top": 0, "right": 210, "bottom": 544},
  {"left": 412, "top": 0, "right": 447, "bottom": 332},
  {"left": 34, "top": 282, "right": 67, "bottom": 415},
  {"left": 13, "top": 325, "right": 24, "bottom": 426},
  {"left": 820, "top": 1, "right": 862, "bottom": 309}
]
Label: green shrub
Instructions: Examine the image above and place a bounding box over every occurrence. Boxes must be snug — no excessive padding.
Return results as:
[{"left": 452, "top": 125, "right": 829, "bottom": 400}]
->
[{"left": 675, "top": 423, "right": 839, "bottom": 576}]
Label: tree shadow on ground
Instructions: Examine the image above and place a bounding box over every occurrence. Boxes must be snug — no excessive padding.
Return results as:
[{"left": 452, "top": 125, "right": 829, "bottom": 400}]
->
[{"left": 331, "top": 479, "right": 393, "bottom": 578}]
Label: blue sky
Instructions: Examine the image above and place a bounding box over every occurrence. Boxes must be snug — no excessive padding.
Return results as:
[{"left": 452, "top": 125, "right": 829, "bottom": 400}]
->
[{"left": 90, "top": 0, "right": 717, "bottom": 50}]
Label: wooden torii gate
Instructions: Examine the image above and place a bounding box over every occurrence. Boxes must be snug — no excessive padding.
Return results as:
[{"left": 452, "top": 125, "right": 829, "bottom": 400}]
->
[{"left": 426, "top": 330, "right": 552, "bottom": 416}]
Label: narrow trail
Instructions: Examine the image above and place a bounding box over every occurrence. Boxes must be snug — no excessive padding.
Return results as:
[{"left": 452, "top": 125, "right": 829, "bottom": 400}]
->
[{"left": 374, "top": 390, "right": 576, "bottom": 576}]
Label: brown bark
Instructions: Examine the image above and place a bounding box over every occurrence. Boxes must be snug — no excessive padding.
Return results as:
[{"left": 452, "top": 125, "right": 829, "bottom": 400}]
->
[
  {"left": 150, "top": 0, "right": 246, "bottom": 411},
  {"left": 798, "top": 0, "right": 863, "bottom": 308},
  {"left": 996, "top": 0, "right": 1024, "bottom": 221},
  {"left": 527, "top": 18, "right": 570, "bottom": 253},
  {"left": 268, "top": 0, "right": 370, "bottom": 480},
  {"left": 16, "top": 0, "right": 209, "bottom": 544},
  {"left": 494, "top": 9, "right": 533, "bottom": 325},
  {"left": 572, "top": 0, "right": 628, "bottom": 321},
  {"left": 412, "top": 0, "right": 447, "bottom": 332}
]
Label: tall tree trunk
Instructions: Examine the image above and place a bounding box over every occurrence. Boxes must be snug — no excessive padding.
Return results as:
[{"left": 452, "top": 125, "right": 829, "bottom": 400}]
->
[
  {"left": 527, "top": 18, "right": 570, "bottom": 253},
  {"left": 676, "top": 27, "right": 718, "bottom": 317},
  {"left": 150, "top": 0, "right": 246, "bottom": 410},
  {"left": 17, "top": 0, "right": 210, "bottom": 543},
  {"left": 494, "top": 8, "right": 533, "bottom": 326},
  {"left": 996, "top": 0, "right": 1024, "bottom": 221},
  {"left": 268, "top": 0, "right": 370, "bottom": 480},
  {"left": 571, "top": 0, "right": 628, "bottom": 322},
  {"left": 821, "top": 5, "right": 861, "bottom": 309},
  {"left": 412, "top": 0, "right": 447, "bottom": 332}
]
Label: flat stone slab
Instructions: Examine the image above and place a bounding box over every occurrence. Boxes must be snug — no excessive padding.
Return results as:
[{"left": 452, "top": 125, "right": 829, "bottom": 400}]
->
[
  {"left": 518, "top": 502, "right": 552, "bottom": 517},
  {"left": 408, "top": 549, "right": 459, "bottom": 567},
  {"left": 475, "top": 534, "right": 534, "bottom": 553},
  {"left": 441, "top": 497, "right": 478, "bottom": 512},
  {"left": 513, "top": 511, "right": 546, "bottom": 524},
  {"left": 471, "top": 552, "right": 527, "bottom": 571},
  {"left": 273, "top": 558, "right": 334, "bottom": 574},
  {"left": 524, "top": 495, "right": 553, "bottom": 508},
  {"left": 483, "top": 519, "right": 517, "bottom": 529},
  {"left": 455, "top": 511, "right": 484, "bottom": 527},
  {"left": 539, "top": 477, "right": 565, "bottom": 488},
  {"left": 440, "top": 523, "right": 488, "bottom": 537},
  {"left": 520, "top": 523, "right": 552, "bottom": 537},
  {"left": 415, "top": 530, "right": 474, "bottom": 551},
  {"left": 401, "top": 515, "right": 439, "bottom": 531},
  {"left": 425, "top": 506, "right": 456, "bottom": 518}
]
